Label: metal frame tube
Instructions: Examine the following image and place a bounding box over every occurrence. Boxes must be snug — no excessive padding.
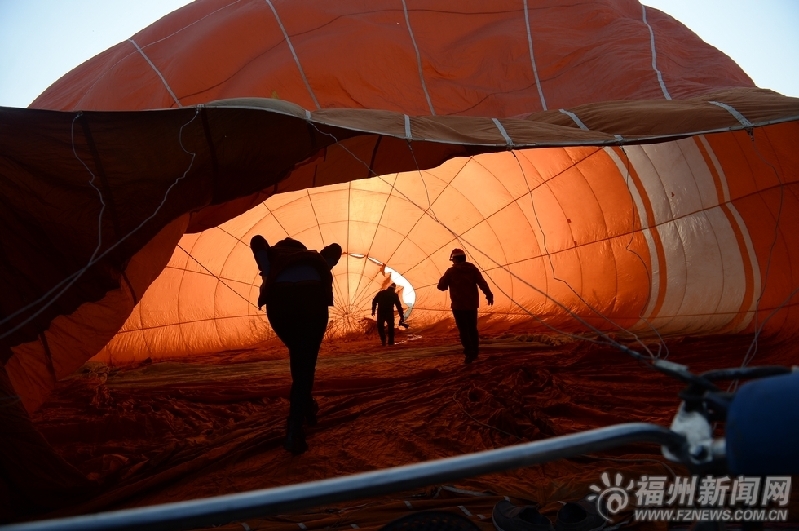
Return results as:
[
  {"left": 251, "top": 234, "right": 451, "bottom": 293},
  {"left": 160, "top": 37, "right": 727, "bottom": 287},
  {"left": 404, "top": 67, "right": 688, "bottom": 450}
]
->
[{"left": 1, "top": 423, "right": 684, "bottom": 531}]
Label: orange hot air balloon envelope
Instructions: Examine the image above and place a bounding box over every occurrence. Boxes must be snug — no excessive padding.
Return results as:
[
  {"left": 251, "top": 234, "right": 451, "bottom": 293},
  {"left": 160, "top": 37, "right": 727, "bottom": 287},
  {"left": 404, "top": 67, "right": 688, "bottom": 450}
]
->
[
  {"left": 2, "top": 0, "right": 795, "bottom": 410},
  {"left": 1, "top": 1, "right": 798, "bottom": 524}
]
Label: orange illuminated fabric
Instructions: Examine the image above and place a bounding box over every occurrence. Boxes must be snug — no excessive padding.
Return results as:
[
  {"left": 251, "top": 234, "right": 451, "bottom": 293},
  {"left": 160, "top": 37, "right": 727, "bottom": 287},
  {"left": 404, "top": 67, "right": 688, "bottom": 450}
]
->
[{"left": 1, "top": 0, "right": 799, "bottom": 524}]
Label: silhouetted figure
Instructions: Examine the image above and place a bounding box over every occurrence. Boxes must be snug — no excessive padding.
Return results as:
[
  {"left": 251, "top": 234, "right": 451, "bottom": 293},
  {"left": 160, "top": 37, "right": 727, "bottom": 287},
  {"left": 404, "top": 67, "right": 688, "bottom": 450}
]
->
[
  {"left": 251, "top": 235, "right": 342, "bottom": 454},
  {"left": 371, "top": 283, "right": 405, "bottom": 346},
  {"left": 437, "top": 248, "right": 493, "bottom": 364}
]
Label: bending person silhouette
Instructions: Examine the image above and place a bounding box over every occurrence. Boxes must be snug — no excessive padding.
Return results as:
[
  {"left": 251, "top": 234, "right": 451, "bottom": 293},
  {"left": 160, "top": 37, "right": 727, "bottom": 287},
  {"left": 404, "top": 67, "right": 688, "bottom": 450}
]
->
[
  {"left": 371, "top": 283, "right": 405, "bottom": 346},
  {"left": 250, "top": 235, "right": 342, "bottom": 454},
  {"left": 437, "top": 248, "right": 493, "bottom": 364}
]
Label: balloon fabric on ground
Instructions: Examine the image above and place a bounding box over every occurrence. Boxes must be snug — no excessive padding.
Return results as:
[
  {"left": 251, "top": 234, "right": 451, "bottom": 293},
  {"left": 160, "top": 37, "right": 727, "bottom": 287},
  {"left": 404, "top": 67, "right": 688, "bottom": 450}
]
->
[{"left": 1, "top": 0, "right": 798, "bottom": 526}]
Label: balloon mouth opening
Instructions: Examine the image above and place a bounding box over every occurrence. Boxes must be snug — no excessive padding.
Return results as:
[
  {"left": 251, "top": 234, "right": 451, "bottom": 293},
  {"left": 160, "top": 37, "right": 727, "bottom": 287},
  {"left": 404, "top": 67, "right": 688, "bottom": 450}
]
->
[{"left": 350, "top": 253, "right": 416, "bottom": 320}]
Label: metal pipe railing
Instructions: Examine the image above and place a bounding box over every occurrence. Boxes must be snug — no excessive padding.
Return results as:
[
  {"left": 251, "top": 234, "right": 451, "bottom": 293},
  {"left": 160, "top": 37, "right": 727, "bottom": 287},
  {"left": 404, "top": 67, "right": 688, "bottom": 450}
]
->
[{"left": 1, "top": 422, "right": 684, "bottom": 531}]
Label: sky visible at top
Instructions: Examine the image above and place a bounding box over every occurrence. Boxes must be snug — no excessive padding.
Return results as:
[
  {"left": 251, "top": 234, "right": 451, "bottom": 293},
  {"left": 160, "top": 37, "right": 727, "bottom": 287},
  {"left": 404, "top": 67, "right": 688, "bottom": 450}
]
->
[{"left": 0, "top": 0, "right": 797, "bottom": 108}]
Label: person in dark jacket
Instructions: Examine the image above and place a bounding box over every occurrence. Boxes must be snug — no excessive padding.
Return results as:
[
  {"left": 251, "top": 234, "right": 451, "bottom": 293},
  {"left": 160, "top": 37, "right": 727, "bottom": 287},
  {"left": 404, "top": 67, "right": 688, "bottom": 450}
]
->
[
  {"left": 250, "top": 235, "right": 342, "bottom": 454},
  {"left": 437, "top": 248, "right": 493, "bottom": 364},
  {"left": 371, "top": 283, "right": 405, "bottom": 346}
]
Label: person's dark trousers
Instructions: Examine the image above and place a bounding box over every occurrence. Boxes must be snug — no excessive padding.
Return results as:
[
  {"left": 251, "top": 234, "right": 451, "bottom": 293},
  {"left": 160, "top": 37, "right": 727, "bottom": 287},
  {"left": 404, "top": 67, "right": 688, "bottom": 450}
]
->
[
  {"left": 266, "top": 281, "right": 329, "bottom": 426},
  {"left": 452, "top": 309, "right": 479, "bottom": 356},
  {"left": 376, "top": 313, "right": 396, "bottom": 345}
]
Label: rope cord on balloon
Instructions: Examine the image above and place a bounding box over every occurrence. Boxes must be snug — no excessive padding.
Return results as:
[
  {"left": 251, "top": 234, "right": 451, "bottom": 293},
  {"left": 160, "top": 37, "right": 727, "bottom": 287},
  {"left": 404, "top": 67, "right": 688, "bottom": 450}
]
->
[
  {"left": 175, "top": 243, "right": 261, "bottom": 311},
  {"left": 509, "top": 147, "right": 666, "bottom": 359},
  {"left": 304, "top": 120, "right": 656, "bottom": 365},
  {"left": 208, "top": 223, "right": 275, "bottom": 317},
  {"left": 390, "top": 154, "right": 653, "bottom": 364},
  {"left": 304, "top": 116, "right": 797, "bottom": 373},
  {"left": 404, "top": 147, "right": 657, "bottom": 363},
  {"left": 169, "top": 203, "right": 386, "bottom": 336},
  {"left": 73, "top": 0, "right": 246, "bottom": 111},
  {"left": 616, "top": 148, "right": 672, "bottom": 359},
  {"left": 5, "top": 105, "right": 791, "bottom": 373},
  {"left": 0, "top": 107, "right": 202, "bottom": 341},
  {"left": 730, "top": 128, "right": 796, "bottom": 389},
  {"left": 177, "top": 215, "right": 372, "bottom": 335},
  {"left": 159, "top": 122, "right": 663, "bottom": 366}
]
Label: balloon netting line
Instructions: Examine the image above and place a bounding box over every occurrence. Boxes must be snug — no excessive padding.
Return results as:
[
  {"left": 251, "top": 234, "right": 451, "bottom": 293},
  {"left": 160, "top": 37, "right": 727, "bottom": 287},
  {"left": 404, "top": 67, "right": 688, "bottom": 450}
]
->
[
  {"left": 216, "top": 202, "right": 371, "bottom": 329},
  {"left": 603, "top": 146, "right": 669, "bottom": 358},
  {"left": 314, "top": 126, "right": 795, "bottom": 369},
  {"left": 180, "top": 200, "right": 405, "bottom": 338},
  {"left": 175, "top": 243, "right": 263, "bottom": 312},
  {"left": 0, "top": 114, "right": 106, "bottom": 335},
  {"left": 344, "top": 158, "right": 404, "bottom": 316},
  {"left": 337, "top": 137, "right": 653, "bottom": 362},
  {"left": 235, "top": 190, "right": 383, "bottom": 331},
  {"left": 5, "top": 109, "right": 792, "bottom": 370},
  {"left": 306, "top": 121, "right": 656, "bottom": 364},
  {"left": 264, "top": 0, "right": 320, "bottom": 111},
  {"left": 310, "top": 124, "right": 790, "bottom": 364},
  {"left": 0, "top": 107, "right": 202, "bottom": 341},
  {"left": 509, "top": 148, "right": 663, "bottom": 359},
  {"left": 730, "top": 128, "right": 795, "bottom": 389},
  {"left": 176, "top": 192, "right": 409, "bottom": 338}
]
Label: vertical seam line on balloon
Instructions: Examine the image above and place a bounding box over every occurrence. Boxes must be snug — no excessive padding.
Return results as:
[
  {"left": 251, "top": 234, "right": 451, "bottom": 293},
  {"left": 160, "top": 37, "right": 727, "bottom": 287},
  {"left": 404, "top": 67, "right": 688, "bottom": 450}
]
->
[
  {"left": 555, "top": 113, "right": 637, "bottom": 329},
  {"left": 264, "top": 0, "right": 320, "bottom": 110},
  {"left": 641, "top": 5, "right": 671, "bottom": 100},
  {"left": 401, "top": 0, "right": 436, "bottom": 115},
  {"left": 522, "top": 0, "right": 547, "bottom": 110},
  {"left": 708, "top": 101, "right": 754, "bottom": 128},
  {"left": 128, "top": 38, "right": 183, "bottom": 108},
  {"left": 492, "top": 118, "right": 514, "bottom": 146},
  {"left": 559, "top": 108, "right": 589, "bottom": 131},
  {"left": 357, "top": 153, "right": 401, "bottom": 302},
  {"left": 75, "top": 0, "right": 243, "bottom": 109}
]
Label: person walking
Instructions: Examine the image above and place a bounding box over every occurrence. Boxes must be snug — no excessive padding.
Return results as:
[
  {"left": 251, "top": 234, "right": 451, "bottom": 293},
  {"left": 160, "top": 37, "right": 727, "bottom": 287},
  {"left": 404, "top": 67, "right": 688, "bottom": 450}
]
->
[
  {"left": 250, "top": 235, "right": 342, "bottom": 454},
  {"left": 437, "top": 248, "right": 493, "bottom": 364},
  {"left": 371, "top": 283, "right": 405, "bottom": 346}
]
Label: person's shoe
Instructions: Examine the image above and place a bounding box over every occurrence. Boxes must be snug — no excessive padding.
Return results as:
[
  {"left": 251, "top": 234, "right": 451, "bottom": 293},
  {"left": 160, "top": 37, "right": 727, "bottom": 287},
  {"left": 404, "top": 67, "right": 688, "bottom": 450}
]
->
[
  {"left": 465, "top": 351, "right": 478, "bottom": 364},
  {"left": 492, "top": 500, "right": 554, "bottom": 531},
  {"left": 306, "top": 399, "right": 319, "bottom": 426},
  {"left": 283, "top": 420, "right": 308, "bottom": 455},
  {"left": 554, "top": 496, "right": 606, "bottom": 531}
]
